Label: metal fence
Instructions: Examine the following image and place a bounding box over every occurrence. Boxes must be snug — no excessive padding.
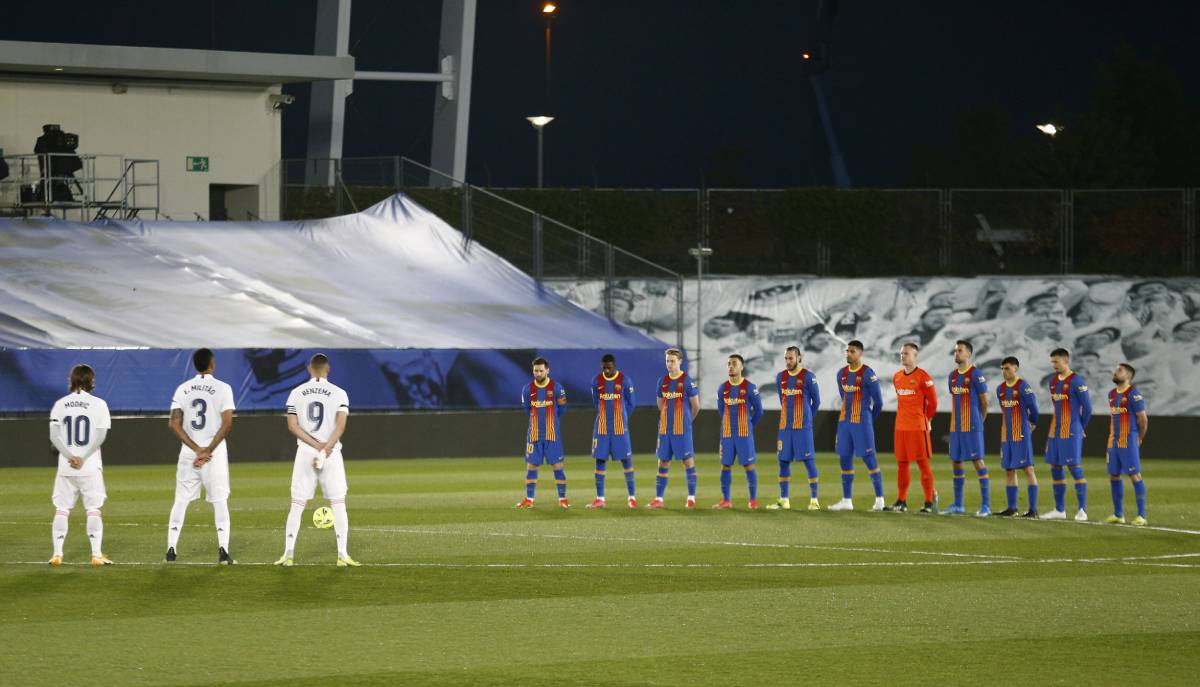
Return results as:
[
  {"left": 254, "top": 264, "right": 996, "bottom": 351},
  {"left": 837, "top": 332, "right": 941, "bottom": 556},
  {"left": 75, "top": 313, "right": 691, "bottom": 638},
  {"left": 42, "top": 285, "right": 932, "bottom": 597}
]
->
[{"left": 277, "top": 156, "right": 687, "bottom": 350}]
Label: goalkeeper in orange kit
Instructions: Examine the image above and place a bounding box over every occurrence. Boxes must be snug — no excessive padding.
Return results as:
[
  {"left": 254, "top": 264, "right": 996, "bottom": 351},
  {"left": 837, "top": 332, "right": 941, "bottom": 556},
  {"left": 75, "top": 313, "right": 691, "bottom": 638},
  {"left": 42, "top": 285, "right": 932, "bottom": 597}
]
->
[{"left": 889, "top": 341, "right": 938, "bottom": 512}]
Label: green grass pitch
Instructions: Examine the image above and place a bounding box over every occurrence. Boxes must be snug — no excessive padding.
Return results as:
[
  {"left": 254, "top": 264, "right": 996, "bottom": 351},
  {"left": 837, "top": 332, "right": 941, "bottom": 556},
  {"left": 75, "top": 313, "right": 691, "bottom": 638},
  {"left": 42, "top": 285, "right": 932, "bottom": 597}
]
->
[{"left": 2, "top": 452, "right": 1199, "bottom": 686}]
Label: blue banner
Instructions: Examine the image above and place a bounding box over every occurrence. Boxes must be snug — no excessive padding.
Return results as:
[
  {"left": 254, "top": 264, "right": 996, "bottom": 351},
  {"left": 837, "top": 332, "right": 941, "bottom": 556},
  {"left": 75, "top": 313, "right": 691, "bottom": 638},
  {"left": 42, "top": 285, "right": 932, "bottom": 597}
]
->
[{"left": 0, "top": 348, "right": 675, "bottom": 414}]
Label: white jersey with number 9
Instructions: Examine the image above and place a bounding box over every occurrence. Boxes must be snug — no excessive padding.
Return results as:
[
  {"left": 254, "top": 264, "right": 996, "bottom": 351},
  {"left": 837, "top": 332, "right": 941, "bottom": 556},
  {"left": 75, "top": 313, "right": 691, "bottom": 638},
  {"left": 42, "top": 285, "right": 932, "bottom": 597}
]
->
[{"left": 286, "top": 378, "right": 350, "bottom": 450}]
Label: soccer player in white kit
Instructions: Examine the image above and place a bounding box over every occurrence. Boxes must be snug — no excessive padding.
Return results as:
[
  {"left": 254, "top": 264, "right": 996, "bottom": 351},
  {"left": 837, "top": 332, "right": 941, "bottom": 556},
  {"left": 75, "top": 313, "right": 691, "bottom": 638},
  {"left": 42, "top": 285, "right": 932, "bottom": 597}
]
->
[
  {"left": 48, "top": 364, "right": 113, "bottom": 566},
  {"left": 164, "top": 348, "right": 237, "bottom": 564},
  {"left": 274, "top": 353, "right": 360, "bottom": 567}
]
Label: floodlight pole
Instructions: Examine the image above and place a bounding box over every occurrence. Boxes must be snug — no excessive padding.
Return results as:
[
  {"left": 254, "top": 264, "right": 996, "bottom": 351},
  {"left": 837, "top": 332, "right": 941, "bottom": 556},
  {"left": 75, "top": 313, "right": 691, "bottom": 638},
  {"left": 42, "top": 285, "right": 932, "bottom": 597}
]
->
[{"left": 688, "top": 245, "right": 713, "bottom": 385}]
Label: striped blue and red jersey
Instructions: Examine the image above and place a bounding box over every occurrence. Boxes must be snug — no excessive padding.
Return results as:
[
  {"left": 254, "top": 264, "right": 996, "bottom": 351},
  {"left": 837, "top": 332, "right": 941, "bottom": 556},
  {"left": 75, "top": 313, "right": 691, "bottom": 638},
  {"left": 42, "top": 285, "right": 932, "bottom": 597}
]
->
[
  {"left": 522, "top": 378, "right": 567, "bottom": 443},
  {"left": 948, "top": 366, "right": 988, "bottom": 433},
  {"left": 718, "top": 379, "right": 763, "bottom": 438},
  {"left": 1047, "top": 372, "right": 1093, "bottom": 439},
  {"left": 1107, "top": 386, "right": 1145, "bottom": 449},
  {"left": 592, "top": 372, "right": 635, "bottom": 436},
  {"left": 996, "top": 379, "right": 1039, "bottom": 444},
  {"left": 836, "top": 365, "right": 882, "bottom": 424},
  {"left": 777, "top": 368, "right": 820, "bottom": 431},
  {"left": 657, "top": 372, "right": 698, "bottom": 436}
]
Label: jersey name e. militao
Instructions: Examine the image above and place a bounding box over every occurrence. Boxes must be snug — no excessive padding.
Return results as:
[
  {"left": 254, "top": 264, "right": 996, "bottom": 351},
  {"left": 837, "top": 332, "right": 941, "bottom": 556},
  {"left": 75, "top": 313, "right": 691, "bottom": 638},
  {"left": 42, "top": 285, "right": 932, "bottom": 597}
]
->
[
  {"left": 836, "top": 365, "right": 882, "bottom": 424},
  {"left": 286, "top": 378, "right": 350, "bottom": 451},
  {"left": 523, "top": 378, "right": 567, "bottom": 443},
  {"left": 50, "top": 391, "right": 112, "bottom": 477},
  {"left": 777, "top": 369, "right": 819, "bottom": 431},
  {"left": 719, "top": 379, "right": 763, "bottom": 438},
  {"left": 1107, "top": 386, "right": 1145, "bottom": 449},
  {"left": 1047, "top": 372, "right": 1093, "bottom": 439},
  {"left": 657, "top": 372, "right": 698, "bottom": 436},
  {"left": 170, "top": 374, "right": 236, "bottom": 449},
  {"left": 592, "top": 372, "right": 635, "bottom": 436},
  {"left": 997, "top": 379, "right": 1039, "bottom": 444},
  {"left": 948, "top": 366, "right": 988, "bottom": 433}
]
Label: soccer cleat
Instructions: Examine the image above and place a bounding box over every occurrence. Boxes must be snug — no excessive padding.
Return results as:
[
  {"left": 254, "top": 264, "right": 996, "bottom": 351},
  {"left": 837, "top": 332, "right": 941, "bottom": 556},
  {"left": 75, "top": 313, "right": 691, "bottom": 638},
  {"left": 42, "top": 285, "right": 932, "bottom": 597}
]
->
[
  {"left": 273, "top": 554, "right": 294, "bottom": 567},
  {"left": 1040, "top": 509, "right": 1067, "bottom": 520},
  {"left": 827, "top": 498, "right": 854, "bottom": 511},
  {"left": 807, "top": 498, "right": 821, "bottom": 511},
  {"left": 1074, "top": 509, "right": 1088, "bottom": 522},
  {"left": 994, "top": 508, "right": 1018, "bottom": 517},
  {"left": 685, "top": 497, "right": 696, "bottom": 509},
  {"left": 627, "top": 496, "right": 638, "bottom": 509},
  {"left": 336, "top": 555, "right": 362, "bottom": 567},
  {"left": 164, "top": 547, "right": 177, "bottom": 562},
  {"left": 1019, "top": 509, "right": 1039, "bottom": 518},
  {"left": 940, "top": 504, "right": 966, "bottom": 515},
  {"left": 90, "top": 554, "right": 113, "bottom": 566},
  {"left": 919, "top": 502, "right": 934, "bottom": 514},
  {"left": 712, "top": 499, "right": 733, "bottom": 510},
  {"left": 975, "top": 505, "right": 992, "bottom": 517},
  {"left": 747, "top": 499, "right": 758, "bottom": 510},
  {"left": 48, "top": 555, "right": 63, "bottom": 566},
  {"left": 885, "top": 499, "right": 906, "bottom": 513},
  {"left": 218, "top": 547, "right": 237, "bottom": 565},
  {"left": 585, "top": 498, "right": 606, "bottom": 509},
  {"left": 1132, "top": 516, "right": 1148, "bottom": 526},
  {"left": 765, "top": 498, "right": 791, "bottom": 511},
  {"left": 1105, "top": 514, "right": 1126, "bottom": 525},
  {"left": 514, "top": 498, "right": 535, "bottom": 509},
  {"left": 871, "top": 497, "right": 887, "bottom": 512},
  {"left": 647, "top": 498, "right": 666, "bottom": 509},
  {"left": 558, "top": 498, "right": 571, "bottom": 509}
]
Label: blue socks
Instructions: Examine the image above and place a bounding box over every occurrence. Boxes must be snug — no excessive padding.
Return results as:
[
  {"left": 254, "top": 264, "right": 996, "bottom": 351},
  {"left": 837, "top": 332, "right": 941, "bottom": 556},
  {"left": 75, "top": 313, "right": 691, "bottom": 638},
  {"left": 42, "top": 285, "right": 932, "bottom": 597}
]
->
[
  {"left": 685, "top": 464, "right": 697, "bottom": 498},
  {"left": 839, "top": 454, "right": 855, "bottom": 498},
  {"left": 1069, "top": 465, "right": 1087, "bottom": 511},
  {"left": 952, "top": 464, "right": 966, "bottom": 508},
  {"left": 747, "top": 467, "right": 758, "bottom": 501},
  {"left": 720, "top": 467, "right": 732, "bottom": 501},
  {"left": 863, "top": 454, "right": 883, "bottom": 498},
  {"left": 526, "top": 468, "right": 538, "bottom": 499},
  {"left": 1051, "top": 466, "right": 1067, "bottom": 512},
  {"left": 1110, "top": 476, "right": 1125, "bottom": 517},
  {"left": 553, "top": 468, "right": 567, "bottom": 500},
  {"left": 1133, "top": 479, "right": 1146, "bottom": 518},
  {"left": 977, "top": 467, "right": 990, "bottom": 509},
  {"left": 655, "top": 465, "right": 669, "bottom": 499},
  {"left": 778, "top": 461, "right": 792, "bottom": 499},
  {"left": 594, "top": 460, "right": 606, "bottom": 499},
  {"left": 804, "top": 459, "right": 819, "bottom": 498},
  {"left": 1028, "top": 484, "right": 1038, "bottom": 511},
  {"left": 621, "top": 459, "right": 636, "bottom": 497}
]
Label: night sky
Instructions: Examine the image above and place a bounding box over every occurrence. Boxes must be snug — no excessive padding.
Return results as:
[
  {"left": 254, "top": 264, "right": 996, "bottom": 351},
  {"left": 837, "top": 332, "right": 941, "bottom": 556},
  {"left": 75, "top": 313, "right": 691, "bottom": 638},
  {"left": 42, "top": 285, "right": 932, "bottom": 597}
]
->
[{"left": 3, "top": 1, "right": 1195, "bottom": 188}]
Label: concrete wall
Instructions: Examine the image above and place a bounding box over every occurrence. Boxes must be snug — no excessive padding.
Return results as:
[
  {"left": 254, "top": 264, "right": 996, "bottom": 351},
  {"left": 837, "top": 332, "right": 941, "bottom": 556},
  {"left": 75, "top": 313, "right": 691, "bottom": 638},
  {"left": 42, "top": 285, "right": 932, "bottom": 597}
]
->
[
  {"left": 0, "top": 78, "right": 281, "bottom": 220},
  {"left": 1, "top": 409, "right": 1194, "bottom": 468}
]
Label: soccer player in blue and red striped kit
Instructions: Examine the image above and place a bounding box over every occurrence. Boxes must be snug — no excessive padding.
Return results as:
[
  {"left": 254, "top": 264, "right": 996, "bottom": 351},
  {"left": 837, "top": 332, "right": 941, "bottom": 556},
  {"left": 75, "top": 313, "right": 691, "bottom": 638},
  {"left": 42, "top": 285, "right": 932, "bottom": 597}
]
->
[
  {"left": 713, "top": 354, "right": 763, "bottom": 509},
  {"left": 1040, "top": 348, "right": 1093, "bottom": 521},
  {"left": 1105, "top": 363, "right": 1149, "bottom": 526},
  {"left": 942, "top": 340, "right": 992, "bottom": 516},
  {"left": 828, "top": 340, "right": 887, "bottom": 512},
  {"left": 515, "top": 357, "right": 570, "bottom": 509},
  {"left": 767, "top": 345, "right": 821, "bottom": 511},
  {"left": 587, "top": 354, "right": 638, "bottom": 509},
  {"left": 648, "top": 348, "right": 700, "bottom": 509},
  {"left": 995, "top": 356, "right": 1040, "bottom": 518}
]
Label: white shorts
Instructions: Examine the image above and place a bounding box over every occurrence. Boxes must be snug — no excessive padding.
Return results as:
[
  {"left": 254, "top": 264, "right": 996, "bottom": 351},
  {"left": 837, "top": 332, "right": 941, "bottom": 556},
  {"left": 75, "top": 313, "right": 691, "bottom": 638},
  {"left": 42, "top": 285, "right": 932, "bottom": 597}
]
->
[
  {"left": 52, "top": 472, "right": 107, "bottom": 510},
  {"left": 290, "top": 445, "right": 348, "bottom": 501},
  {"left": 175, "top": 443, "right": 231, "bottom": 503}
]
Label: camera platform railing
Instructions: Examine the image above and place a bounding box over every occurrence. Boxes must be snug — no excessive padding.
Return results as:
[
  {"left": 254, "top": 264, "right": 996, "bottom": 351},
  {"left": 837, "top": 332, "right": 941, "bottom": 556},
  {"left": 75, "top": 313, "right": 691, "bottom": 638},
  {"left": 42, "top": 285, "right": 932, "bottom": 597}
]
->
[{"left": 0, "top": 153, "right": 159, "bottom": 222}]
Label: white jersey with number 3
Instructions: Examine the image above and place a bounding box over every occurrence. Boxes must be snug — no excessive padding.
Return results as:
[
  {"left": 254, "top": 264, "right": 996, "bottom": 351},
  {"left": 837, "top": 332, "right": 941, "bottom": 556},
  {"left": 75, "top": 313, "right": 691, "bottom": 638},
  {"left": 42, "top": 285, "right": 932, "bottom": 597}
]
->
[
  {"left": 286, "top": 378, "right": 349, "bottom": 450},
  {"left": 170, "top": 374, "right": 236, "bottom": 449},
  {"left": 50, "top": 391, "right": 112, "bottom": 477}
]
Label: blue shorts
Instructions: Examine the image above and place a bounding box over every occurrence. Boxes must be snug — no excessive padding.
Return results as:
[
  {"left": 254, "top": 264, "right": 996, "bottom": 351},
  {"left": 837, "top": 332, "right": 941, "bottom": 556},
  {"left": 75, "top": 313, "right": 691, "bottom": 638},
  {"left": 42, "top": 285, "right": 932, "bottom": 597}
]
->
[
  {"left": 525, "top": 440, "right": 564, "bottom": 466},
  {"left": 656, "top": 433, "right": 694, "bottom": 461},
  {"left": 593, "top": 433, "right": 633, "bottom": 461},
  {"left": 1044, "top": 437, "right": 1083, "bottom": 466},
  {"left": 949, "top": 432, "right": 986, "bottom": 461},
  {"left": 835, "top": 422, "right": 875, "bottom": 459},
  {"left": 1107, "top": 447, "right": 1142, "bottom": 476},
  {"left": 719, "top": 437, "right": 756, "bottom": 466},
  {"left": 778, "top": 429, "right": 815, "bottom": 462},
  {"left": 1000, "top": 439, "right": 1034, "bottom": 470}
]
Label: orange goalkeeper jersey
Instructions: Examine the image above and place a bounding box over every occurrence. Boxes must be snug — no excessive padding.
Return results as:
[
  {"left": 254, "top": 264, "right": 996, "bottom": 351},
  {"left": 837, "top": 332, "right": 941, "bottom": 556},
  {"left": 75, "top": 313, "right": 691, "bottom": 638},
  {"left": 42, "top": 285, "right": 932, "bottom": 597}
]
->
[{"left": 893, "top": 367, "right": 937, "bottom": 431}]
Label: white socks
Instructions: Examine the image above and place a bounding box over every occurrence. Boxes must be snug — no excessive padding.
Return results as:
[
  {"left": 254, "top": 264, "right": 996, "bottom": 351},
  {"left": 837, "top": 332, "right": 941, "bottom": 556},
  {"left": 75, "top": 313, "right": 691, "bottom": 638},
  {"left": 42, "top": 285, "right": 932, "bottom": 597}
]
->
[
  {"left": 86, "top": 510, "right": 103, "bottom": 556},
  {"left": 52, "top": 509, "right": 69, "bottom": 556},
  {"left": 331, "top": 499, "right": 349, "bottom": 558},
  {"left": 213, "top": 500, "right": 231, "bottom": 550},
  {"left": 283, "top": 499, "right": 306, "bottom": 555},
  {"left": 167, "top": 498, "right": 188, "bottom": 549}
]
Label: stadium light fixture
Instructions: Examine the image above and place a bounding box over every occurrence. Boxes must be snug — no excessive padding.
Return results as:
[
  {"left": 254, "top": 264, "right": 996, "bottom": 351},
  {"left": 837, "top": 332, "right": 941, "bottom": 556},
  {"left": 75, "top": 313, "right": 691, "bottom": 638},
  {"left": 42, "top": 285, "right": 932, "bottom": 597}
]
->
[
  {"left": 1036, "top": 123, "right": 1062, "bottom": 137},
  {"left": 526, "top": 116, "right": 555, "bottom": 188},
  {"left": 526, "top": 116, "right": 555, "bottom": 129},
  {"left": 801, "top": 52, "right": 811, "bottom": 60},
  {"left": 542, "top": 3, "right": 557, "bottom": 14}
]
